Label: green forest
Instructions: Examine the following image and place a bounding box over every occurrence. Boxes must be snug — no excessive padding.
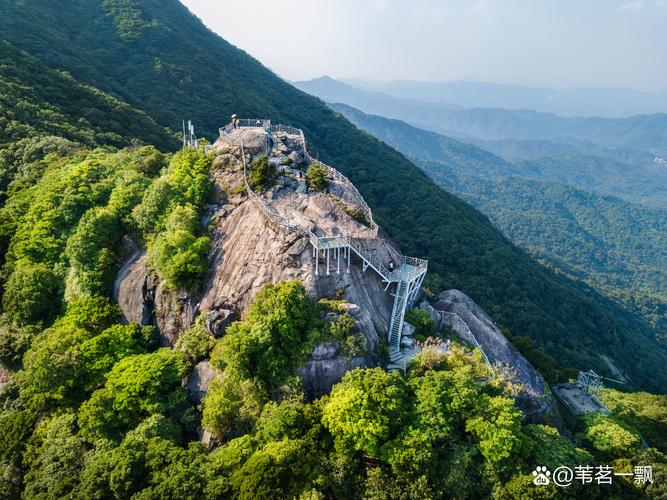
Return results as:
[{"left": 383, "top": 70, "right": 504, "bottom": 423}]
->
[
  {"left": 0, "top": 0, "right": 666, "bottom": 498},
  {"left": 2, "top": 0, "right": 667, "bottom": 391}
]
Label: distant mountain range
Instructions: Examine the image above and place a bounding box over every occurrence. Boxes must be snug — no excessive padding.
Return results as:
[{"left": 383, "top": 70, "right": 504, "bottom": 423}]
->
[
  {"left": 296, "top": 77, "right": 667, "bottom": 157},
  {"left": 330, "top": 103, "right": 667, "bottom": 339},
  {"left": 341, "top": 78, "right": 667, "bottom": 118},
  {"left": 297, "top": 77, "right": 667, "bottom": 208}
]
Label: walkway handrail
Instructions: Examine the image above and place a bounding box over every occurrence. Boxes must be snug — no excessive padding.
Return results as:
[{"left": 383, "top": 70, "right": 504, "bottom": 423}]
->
[
  {"left": 436, "top": 310, "right": 491, "bottom": 366},
  {"left": 268, "top": 123, "right": 378, "bottom": 238},
  {"left": 219, "top": 119, "right": 271, "bottom": 136},
  {"left": 270, "top": 124, "right": 302, "bottom": 136},
  {"left": 348, "top": 240, "right": 392, "bottom": 281},
  {"left": 300, "top": 141, "right": 379, "bottom": 238},
  {"left": 219, "top": 120, "right": 426, "bottom": 284},
  {"left": 227, "top": 133, "right": 310, "bottom": 239}
]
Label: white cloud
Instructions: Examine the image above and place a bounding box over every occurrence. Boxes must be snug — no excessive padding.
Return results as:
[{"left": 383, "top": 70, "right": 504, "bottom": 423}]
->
[
  {"left": 470, "top": 0, "right": 493, "bottom": 15},
  {"left": 618, "top": 0, "right": 667, "bottom": 10},
  {"left": 618, "top": 0, "right": 646, "bottom": 9}
]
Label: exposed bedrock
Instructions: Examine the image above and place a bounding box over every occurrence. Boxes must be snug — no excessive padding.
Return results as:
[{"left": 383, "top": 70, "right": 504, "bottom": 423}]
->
[
  {"left": 116, "top": 127, "right": 410, "bottom": 395},
  {"left": 427, "top": 289, "right": 565, "bottom": 429}
]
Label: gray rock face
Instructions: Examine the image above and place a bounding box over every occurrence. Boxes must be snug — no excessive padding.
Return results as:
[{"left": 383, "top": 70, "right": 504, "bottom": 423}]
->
[
  {"left": 205, "top": 308, "right": 236, "bottom": 338},
  {"left": 113, "top": 251, "right": 152, "bottom": 326},
  {"left": 114, "top": 253, "right": 198, "bottom": 346},
  {"left": 298, "top": 342, "right": 368, "bottom": 399},
  {"left": 430, "top": 289, "right": 565, "bottom": 429},
  {"left": 187, "top": 360, "right": 217, "bottom": 405}
]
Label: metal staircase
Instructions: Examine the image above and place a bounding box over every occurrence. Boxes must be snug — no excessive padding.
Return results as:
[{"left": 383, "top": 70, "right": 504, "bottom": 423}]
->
[{"left": 388, "top": 280, "right": 409, "bottom": 361}]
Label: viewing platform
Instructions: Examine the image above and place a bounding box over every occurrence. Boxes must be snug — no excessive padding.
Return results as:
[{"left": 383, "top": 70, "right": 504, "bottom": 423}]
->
[{"left": 216, "top": 119, "right": 428, "bottom": 360}]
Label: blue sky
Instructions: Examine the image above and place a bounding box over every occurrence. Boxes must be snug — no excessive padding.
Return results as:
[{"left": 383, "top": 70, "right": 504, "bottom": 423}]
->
[{"left": 181, "top": 0, "right": 667, "bottom": 90}]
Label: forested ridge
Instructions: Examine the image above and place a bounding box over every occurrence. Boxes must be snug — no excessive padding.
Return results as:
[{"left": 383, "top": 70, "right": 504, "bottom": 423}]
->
[
  {"left": 0, "top": 0, "right": 666, "bottom": 497},
  {"left": 1, "top": 0, "right": 667, "bottom": 390}
]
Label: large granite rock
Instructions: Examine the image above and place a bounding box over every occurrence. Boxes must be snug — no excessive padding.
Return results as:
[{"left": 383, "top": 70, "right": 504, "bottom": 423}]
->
[
  {"left": 113, "top": 251, "right": 152, "bottom": 326},
  {"left": 153, "top": 283, "right": 198, "bottom": 346},
  {"left": 428, "top": 289, "right": 565, "bottom": 430},
  {"left": 298, "top": 342, "right": 368, "bottom": 399},
  {"left": 113, "top": 252, "right": 198, "bottom": 346},
  {"left": 187, "top": 360, "right": 217, "bottom": 405},
  {"left": 115, "top": 127, "right": 409, "bottom": 399}
]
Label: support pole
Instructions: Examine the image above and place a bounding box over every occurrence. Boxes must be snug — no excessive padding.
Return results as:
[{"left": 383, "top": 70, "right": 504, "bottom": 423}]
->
[
  {"left": 347, "top": 245, "right": 351, "bottom": 272},
  {"left": 337, "top": 247, "right": 340, "bottom": 274},
  {"left": 326, "top": 248, "right": 330, "bottom": 275},
  {"left": 315, "top": 249, "right": 319, "bottom": 276}
]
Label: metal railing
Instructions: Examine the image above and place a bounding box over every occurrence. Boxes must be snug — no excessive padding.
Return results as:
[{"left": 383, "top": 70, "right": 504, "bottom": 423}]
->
[
  {"left": 436, "top": 310, "right": 491, "bottom": 366},
  {"left": 301, "top": 147, "right": 379, "bottom": 238},
  {"left": 220, "top": 119, "right": 427, "bottom": 280},
  {"left": 219, "top": 119, "right": 271, "bottom": 136},
  {"left": 312, "top": 234, "right": 351, "bottom": 250},
  {"left": 269, "top": 124, "right": 303, "bottom": 136},
  {"left": 225, "top": 134, "right": 310, "bottom": 239}
]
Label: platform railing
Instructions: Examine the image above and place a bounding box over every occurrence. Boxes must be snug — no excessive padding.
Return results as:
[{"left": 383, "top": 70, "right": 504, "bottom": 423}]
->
[
  {"left": 220, "top": 120, "right": 427, "bottom": 285},
  {"left": 224, "top": 121, "right": 379, "bottom": 239}
]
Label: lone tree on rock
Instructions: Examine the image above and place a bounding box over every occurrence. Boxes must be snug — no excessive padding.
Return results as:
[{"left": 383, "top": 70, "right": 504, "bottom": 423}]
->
[{"left": 306, "top": 163, "right": 327, "bottom": 191}]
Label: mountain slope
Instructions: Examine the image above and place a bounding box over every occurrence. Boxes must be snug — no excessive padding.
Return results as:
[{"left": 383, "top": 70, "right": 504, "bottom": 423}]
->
[
  {"left": 302, "top": 78, "right": 667, "bottom": 207},
  {"left": 332, "top": 102, "right": 667, "bottom": 342},
  {"left": 316, "top": 92, "right": 667, "bottom": 208},
  {"left": 0, "top": 40, "right": 176, "bottom": 152},
  {"left": 2, "top": 0, "right": 667, "bottom": 390},
  {"left": 0, "top": 39, "right": 177, "bottom": 198}
]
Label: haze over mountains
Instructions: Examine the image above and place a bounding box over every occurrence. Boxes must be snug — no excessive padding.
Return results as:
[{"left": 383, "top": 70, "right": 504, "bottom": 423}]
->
[
  {"left": 297, "top": 77, "right": 667, "bottom": 154},
  {"left": 296, "top": 76, "right": 667, "bottom": 208},
  {"left": 340, "top": 78, "right": 667, "bottom": 118}
]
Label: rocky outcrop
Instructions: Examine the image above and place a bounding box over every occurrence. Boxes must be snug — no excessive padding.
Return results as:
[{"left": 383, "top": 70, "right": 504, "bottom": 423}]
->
[
  {"left": 115, "top": 127, "right": 405, "bottom": 395},
  {"left": 153, "top": 282, "right": 198, "bottom": 346},
  {"left": 113, "top": 253, "right": 198, "bottom": 346},
  {"left": 187, "top": 360, "right": 217, "bottom": 405},
  {"left": 298, "top": 342, "right": 367, "bottom": 399},
  {"left": 114, "top": 251, "right": 152, "bottom": 326},
  {"left": 428, "top": 289, "right": 565, "bottom": 429}
]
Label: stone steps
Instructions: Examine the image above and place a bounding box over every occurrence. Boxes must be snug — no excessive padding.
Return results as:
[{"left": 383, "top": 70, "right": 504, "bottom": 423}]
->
[{"left": 389, "top": 350, "right": 404, "bottom": 363}]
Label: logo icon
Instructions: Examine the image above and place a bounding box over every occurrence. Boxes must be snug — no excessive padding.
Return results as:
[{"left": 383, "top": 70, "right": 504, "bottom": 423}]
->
[{"left": 532, "top": 466, "right": 551, "bottom": 486}]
